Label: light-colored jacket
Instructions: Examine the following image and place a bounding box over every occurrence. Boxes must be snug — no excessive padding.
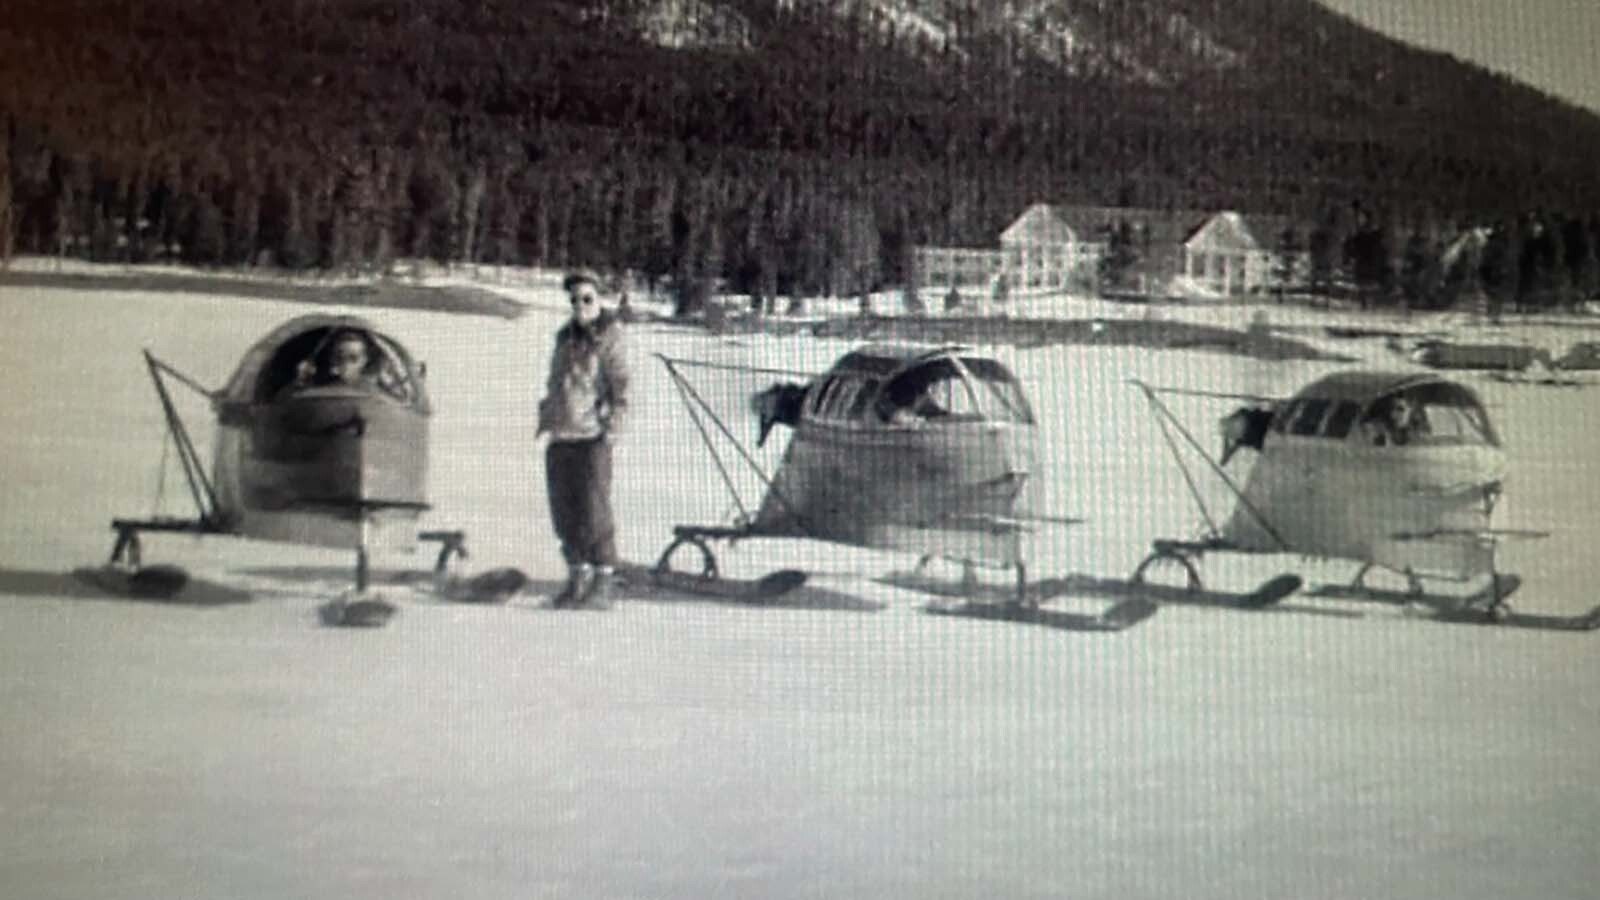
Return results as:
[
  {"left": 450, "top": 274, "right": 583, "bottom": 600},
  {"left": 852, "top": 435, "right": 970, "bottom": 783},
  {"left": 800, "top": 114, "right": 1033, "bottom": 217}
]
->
[{"left": 538, "top": 311, "right": 630, "bottom": 442}]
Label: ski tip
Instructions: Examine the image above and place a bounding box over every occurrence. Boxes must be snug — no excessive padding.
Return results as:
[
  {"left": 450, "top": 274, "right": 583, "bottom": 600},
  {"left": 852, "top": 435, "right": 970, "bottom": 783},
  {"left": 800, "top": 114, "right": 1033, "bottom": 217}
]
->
[
  {"left": 1491, "top": 573, "right": 1524, "bottom": 603},
  {"left": 452, "top": 566, "right": 531, "bottom": 604},
  {"left": 1246, "top": 573, "right": 1304, "bottom": 607},
  {"left": 126, "top": 564, "right": 192, "bottom": 599},
  {"left": 1099, "top": 596, "right": 1160, "bottom": 629},
  {"left": 322, "top": 593, "right": 397, "bottom": 628},
  {"left": 76, "top": 564, "right": 192, "bottom": 600},
  {"left": 758, "top": 570, "right": 809, "bottom": 595}
]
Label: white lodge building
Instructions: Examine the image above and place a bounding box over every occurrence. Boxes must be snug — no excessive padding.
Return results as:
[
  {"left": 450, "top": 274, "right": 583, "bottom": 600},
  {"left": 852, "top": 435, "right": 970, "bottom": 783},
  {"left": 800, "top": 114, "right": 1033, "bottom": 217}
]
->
[
  {"left": 1180, "top": 211, "right": 1304, "bottom": 296},
  {"left": 911, "top": 204, "right": 1307, "bottom": 303}
]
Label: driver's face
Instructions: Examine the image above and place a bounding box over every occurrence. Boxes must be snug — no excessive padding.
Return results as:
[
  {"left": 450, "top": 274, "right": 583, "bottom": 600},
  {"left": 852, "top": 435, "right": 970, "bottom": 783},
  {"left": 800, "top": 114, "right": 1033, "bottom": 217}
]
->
[
  {"left": 331, "top": 340, "right": 367, "bottom": 382},
  {"left": 568, "top": 286, "right": 601, "bottom": 324}
]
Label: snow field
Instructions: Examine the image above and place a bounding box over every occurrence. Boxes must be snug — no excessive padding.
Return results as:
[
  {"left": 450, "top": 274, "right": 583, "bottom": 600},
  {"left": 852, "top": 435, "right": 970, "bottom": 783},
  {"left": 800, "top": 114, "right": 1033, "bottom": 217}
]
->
[{"left": 2, "top": 283, "right": 1598, "bottom": 899}]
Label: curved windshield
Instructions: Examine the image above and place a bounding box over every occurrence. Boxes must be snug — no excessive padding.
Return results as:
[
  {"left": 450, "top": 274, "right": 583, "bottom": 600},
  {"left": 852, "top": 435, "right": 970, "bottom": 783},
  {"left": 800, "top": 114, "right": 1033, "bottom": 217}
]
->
[
  {"left": 1357, "top": 383, "right": 1498, "bottom": 448},
  {"left": 877, "top": 359, "right": 978, "bottom": 423},
  {"left": 874, "top": 356, "right": 1034, "bottom": 425},
  {"left": 959, "top": 357, "right": 1035, "bottom": 424},
  {"left": 260, "top": 327, "right": 420, "bottom": 405}
]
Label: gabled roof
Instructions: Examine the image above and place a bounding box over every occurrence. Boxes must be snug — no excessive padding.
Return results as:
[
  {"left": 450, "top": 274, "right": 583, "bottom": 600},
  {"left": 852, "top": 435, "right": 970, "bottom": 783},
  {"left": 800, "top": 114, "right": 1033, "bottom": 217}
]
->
[
  {"left": 1049, "top": 205, "right": 1215, "bottom": 247},
  {"left": 999, "top": 204, "right": 1077, "bottom": 246},
  {"left": 1001, "top": 204, "right": 1307, "bottom": 251},
  {"left": 1187, "top": 212, "right": 1256, "bottom": 251}
]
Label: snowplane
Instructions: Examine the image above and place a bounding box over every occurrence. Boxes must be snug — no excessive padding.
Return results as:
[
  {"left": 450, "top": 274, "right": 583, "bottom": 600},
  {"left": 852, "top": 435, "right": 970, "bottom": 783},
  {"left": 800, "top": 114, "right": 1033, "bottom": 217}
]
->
[
  {"left": 97, "top": 313, "right": 486, "bottom": 624},
  {"left": 1128, "top": 369, "right": 1600, "bottom": 629},
  {"left": 651, "top": 343, "right": 1158, "bottom": 631}
]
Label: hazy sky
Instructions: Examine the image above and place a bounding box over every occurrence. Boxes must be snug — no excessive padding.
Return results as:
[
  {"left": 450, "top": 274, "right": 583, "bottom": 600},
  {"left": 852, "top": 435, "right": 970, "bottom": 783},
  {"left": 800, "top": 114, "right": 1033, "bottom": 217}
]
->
[{"left": 1318, "top": 0, "right": 1600, "bottom": 113}]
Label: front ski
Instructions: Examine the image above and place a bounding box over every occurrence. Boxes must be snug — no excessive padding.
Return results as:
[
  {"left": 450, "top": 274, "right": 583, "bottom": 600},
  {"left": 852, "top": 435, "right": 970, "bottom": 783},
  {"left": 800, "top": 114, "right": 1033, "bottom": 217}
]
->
[
  {"left": 322, "top": 590, "right": 397, "bottom": 627},
  {"left": 623, "top": 565, "right": 809, "bottom": 604},
  {"left": 1407, "top": 575, "right": 1600, "bottom": 631},
  {"left": 1130, "top": 572, "right": 1303, "bottom": 609},
  {"left": 437, "top": 567, "right": 531, "bottom": 604},
  {"left": 1308, "top": 572, "right": 1523, "bottom": 609},
  {"left": 1421, "top": 602, "right": 1600, "bottom": 631},
  {"left": 74, "top": 563, "right": 191, "bottom": 600},
  {"left": 1061, "top": 572, "right": 1305, "bottom": 611},
  {"left": 925, "top": 595, "right": 1158, "bottom": 632}
]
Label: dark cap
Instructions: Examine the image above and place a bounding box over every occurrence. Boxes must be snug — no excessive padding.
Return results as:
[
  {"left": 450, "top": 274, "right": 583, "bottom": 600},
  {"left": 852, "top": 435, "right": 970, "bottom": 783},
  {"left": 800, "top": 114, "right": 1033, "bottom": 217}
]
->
[{"left": 563, "top": 269, "right": 601, "bottom": 293}]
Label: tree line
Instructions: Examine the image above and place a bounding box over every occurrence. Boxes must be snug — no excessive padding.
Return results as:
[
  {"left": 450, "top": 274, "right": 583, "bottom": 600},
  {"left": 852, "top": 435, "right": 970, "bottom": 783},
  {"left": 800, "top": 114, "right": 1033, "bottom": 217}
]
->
[{"left": 5, "top": 0, "right": 1600, "bottom": 314}]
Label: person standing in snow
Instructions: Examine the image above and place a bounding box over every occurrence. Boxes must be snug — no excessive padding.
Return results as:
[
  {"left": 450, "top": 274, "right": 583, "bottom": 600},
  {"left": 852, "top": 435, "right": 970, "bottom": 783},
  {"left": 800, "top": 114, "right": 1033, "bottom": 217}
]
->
[{"left": 537, "top": 269, "right": 631, "bottom": 609}]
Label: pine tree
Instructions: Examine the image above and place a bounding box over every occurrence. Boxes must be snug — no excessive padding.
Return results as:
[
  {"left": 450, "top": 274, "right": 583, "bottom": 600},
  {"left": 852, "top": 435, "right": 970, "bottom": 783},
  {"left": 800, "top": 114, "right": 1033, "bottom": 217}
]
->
[
  {"left": 1517, "top": 216, "right": 1560, "bottom": 311},
  {"left": 1342, "top": 220, "right": 1393, "bottom": 308},
  {"left": 1271, "top": 226, "right": 1302, "bottom": 300},
  {"left": 1398, "top": 228, "right": 1438, "bottom": 310},
  {"left": 831, "top": 196, "right": 879, "bottom": 298},
  {"left": 182, "top": 193, "right": 227, "bottom": 264},
  {"left": 1479, "top": 223, "right": 1519, "bottom": 321},
  {"left": 0, "top": 123, "right": 13, "bottom": 269},
  {"left": 456, "top": 161, "right": 487, "bottom": 264},
  {"left": 1565, "top": 215, "right": 1600, "bottom": 306},
  {"left": 1098, "top": 221, "right": 1137, "bottom": 293}
]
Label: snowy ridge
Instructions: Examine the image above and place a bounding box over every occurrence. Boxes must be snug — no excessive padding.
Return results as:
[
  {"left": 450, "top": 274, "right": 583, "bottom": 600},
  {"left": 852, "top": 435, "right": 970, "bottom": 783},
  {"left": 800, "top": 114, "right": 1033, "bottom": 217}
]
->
[{"left": 614, "top": 0, "right": 1247, "bottom": 80}]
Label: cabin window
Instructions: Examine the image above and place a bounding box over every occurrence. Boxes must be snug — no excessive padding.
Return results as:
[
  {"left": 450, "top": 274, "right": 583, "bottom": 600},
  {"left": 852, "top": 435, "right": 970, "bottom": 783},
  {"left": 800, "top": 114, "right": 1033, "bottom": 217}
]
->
[
  {"left": 877, "top": 359, "right": 981, "bottom": 424},
  {"left": 1419, "top": 403, "right": 1495, "bottom": 445},
  {"left": 816, "top": 377, "right": 868, "bottom": 422},
  {"left": 1359, "top": 384, "right": 1498, "bottom": 448},
  {"left": 958, "top": 357, "right": 1035, "bottom": 424},
  {"left": 805, "top": 377, "right": 843, "bottom": 419},
  {"left": 1271, "top": 400, "right": 1294, "bottom": 433},
  {"left": 1288, "top": 398, "right": 1331, "bottom": 436},
  {"left": 1322, "top": 401, "right": 1361, "bottom": 439},
  {"left": 257, "top": 327, "right": 419, "bottom": 405},
  {"left": 847, "top": 379, "right": 881, "bottom": 420}
]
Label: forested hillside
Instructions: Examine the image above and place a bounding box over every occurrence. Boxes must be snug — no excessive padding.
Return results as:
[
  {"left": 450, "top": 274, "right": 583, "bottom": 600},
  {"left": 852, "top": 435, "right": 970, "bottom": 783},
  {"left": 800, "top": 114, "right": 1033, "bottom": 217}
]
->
[{"left": 3, "top": 0, "right": 1599, "bottom": 306}]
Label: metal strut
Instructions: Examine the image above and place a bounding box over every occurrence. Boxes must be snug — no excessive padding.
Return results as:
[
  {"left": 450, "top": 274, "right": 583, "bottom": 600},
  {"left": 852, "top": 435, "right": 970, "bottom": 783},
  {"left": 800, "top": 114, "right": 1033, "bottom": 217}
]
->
[
  {"left": 655, "top": 354, "right": 816, "bottom": 537},
  {"left": 143, "top": 351, "right": 221, "bottom": 525},
  {"left": 1132, "top": 380, "right": 1291, "bottom": 553}
]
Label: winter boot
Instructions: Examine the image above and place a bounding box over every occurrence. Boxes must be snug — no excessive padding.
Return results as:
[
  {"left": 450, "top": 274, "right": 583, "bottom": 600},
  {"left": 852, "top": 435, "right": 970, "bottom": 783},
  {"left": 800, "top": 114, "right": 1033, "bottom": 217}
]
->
[
  {"left": 574, "top": 565, "right": 615, "bottom": 610},
  {"left": 552, "top": 563, "right": 593, "bottom": 609}
]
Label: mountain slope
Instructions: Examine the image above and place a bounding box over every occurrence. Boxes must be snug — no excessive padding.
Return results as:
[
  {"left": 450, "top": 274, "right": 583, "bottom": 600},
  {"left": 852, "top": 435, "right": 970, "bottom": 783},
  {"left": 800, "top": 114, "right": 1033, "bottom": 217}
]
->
[{"left": 2, "top": 0, "right": 1597, "bottom": 282}]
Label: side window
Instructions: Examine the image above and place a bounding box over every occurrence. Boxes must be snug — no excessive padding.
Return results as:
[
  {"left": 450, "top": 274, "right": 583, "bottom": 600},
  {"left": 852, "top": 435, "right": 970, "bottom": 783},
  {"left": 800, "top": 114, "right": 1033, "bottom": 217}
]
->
[
  {"left": 1322, "top": 401, "right": 1361, "bottom": 439},
  {"left": 805, "top": 377, "right": 839, "bottom": 418},
  {"left": 1289, "top": 398, "right": 1331, "bottom": 436},
  {"left": 930, "top": 374, "right": 980, "bottom": 418},
  {"left": 818, "top": 378, "right": 862, "bottom": 421},
  {"left": 879, "top": 360, "right": 977, "bottom": 423},
  {"left": 847, "top": 379, "right": 879, "bottom": 421},
  {"left": 1272, "top": 400, "right": 1296, "bottom": 433}
]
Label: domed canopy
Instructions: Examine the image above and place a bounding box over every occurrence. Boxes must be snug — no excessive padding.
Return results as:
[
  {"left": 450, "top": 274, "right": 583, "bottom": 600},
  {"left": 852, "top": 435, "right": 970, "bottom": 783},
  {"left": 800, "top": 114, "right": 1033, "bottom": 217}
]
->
[
  {"left": 1276, "top": 369, "right": 1497, "bottom": 446},
  {"left": 1289, "top": 370, "right": 1452, "bottom": 405},
  {"left": 217, "top": 314, "right": 429, "bottom": 412}
]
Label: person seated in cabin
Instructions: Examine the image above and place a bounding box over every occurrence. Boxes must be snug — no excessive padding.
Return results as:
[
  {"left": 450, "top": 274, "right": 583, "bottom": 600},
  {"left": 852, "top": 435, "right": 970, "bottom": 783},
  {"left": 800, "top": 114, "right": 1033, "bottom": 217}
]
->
[
  {"left": 882, "top": 375, "right": 949, "bottom": 427},
  {"left": 326, "top": 331, "right": 378, "bottom": 388},
  {"left": 1362, "top": 393, "right": 1430, "bottom": 447},
  {"left": 278, "top": 330, "right": 406, "bottom": 399}
]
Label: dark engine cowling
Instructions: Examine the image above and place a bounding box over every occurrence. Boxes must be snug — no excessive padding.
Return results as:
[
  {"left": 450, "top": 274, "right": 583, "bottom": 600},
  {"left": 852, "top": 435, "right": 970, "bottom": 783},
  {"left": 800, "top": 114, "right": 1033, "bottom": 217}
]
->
[{"left": 752, "top": 382, "right": 807, "bottom": 447}]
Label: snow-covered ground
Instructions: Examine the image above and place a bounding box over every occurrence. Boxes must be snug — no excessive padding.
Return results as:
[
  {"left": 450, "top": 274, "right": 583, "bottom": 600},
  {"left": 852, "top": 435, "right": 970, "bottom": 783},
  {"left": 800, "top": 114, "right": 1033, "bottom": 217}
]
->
[{"left": 2, "top": 277, "right": 1599, "bottom": 899}]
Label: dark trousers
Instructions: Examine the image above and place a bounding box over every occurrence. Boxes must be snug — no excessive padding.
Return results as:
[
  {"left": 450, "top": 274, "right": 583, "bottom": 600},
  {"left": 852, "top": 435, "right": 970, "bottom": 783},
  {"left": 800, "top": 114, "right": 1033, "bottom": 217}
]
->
[{"left": 545, "top": 436, "right": 617, "bottom": 566}]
